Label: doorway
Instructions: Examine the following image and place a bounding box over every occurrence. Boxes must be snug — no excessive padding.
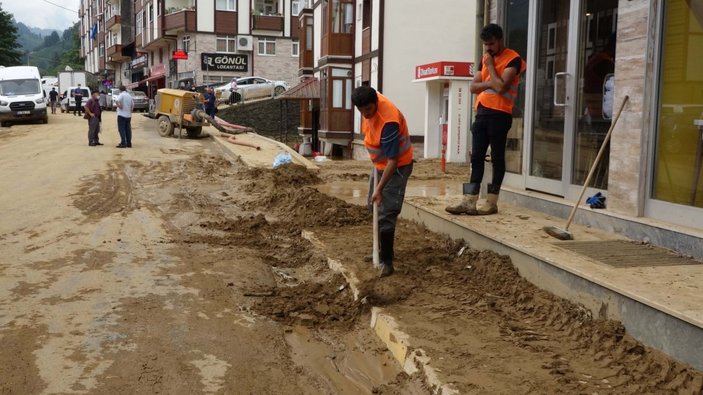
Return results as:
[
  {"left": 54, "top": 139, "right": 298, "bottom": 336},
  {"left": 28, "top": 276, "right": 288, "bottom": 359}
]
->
[{"left": 521, "top": 0, "right": 618, "bottom": 196}]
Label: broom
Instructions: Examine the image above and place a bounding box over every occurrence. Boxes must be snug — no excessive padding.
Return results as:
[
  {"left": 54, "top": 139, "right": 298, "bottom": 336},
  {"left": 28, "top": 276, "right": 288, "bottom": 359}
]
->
[
  {"left": 372, "top": 167, "right": 381, "bottom": 267},
  {"left": 543, "top": 95, "right": 629, "bottom": 240}
]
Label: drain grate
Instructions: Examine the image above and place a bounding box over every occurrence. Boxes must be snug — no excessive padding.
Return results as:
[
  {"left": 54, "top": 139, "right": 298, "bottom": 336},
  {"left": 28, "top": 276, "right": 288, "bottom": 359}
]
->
[{"left": 553, "top": 240, "right": 703, "bottom": 268}]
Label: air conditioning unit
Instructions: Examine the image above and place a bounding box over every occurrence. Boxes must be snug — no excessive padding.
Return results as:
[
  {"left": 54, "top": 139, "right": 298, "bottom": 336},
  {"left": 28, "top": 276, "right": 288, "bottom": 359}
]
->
[{"left": 236, "top": 35, "right": 253, "bottom": 51}]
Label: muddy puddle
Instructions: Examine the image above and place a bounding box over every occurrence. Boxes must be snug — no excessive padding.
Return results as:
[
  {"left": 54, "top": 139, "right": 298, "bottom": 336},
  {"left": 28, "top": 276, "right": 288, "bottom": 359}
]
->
[{"left": 285, "top": 325, "right": 401, "bottom": 393}]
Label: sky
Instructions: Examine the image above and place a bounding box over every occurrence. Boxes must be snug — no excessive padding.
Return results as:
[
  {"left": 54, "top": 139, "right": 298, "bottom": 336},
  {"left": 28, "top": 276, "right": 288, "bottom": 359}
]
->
[{"left": 3, "top": 0, "right": 80, "bottom": 31}]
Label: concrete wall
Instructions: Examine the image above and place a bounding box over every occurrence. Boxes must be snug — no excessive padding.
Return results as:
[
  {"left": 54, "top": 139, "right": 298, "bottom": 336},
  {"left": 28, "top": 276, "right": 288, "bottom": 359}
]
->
[{"left": 253, "top": 38, "right": 300, "bottom": 86}]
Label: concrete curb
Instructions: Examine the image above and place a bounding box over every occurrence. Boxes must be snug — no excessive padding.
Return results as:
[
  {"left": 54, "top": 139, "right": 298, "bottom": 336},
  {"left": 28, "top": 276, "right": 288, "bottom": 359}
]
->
[{"left": 301, "top": 230, "right": 459, "bottom": 394}]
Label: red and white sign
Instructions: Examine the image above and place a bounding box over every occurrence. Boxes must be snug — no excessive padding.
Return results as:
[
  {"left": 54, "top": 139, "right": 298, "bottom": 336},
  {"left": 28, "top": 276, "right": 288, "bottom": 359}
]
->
[
  {"left": 172, "top": 50, "right": 188, "bottom": 60},
  {"left": 150, "top": 64, "right": 166, "bottom": 78},
  {"left": 415, "top": 61, "right": 474, "bottom": 80}
]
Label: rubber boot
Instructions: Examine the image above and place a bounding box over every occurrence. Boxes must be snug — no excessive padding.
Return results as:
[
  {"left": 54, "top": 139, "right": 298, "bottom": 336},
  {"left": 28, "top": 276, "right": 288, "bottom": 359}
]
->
[
  {"left": 477, "top": 184, "right": 500, "bottom": 215},
  {"left": 445, "top": 183, "right": 480, "bottom": 215},
  {"left": 379, "top": 231, "right": 395, "bottom": 277}
]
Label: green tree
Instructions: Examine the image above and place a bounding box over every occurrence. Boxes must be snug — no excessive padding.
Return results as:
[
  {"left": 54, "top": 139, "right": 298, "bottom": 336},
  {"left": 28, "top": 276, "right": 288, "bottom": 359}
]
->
[
  {"left": 0, "top": 3, "right": 22, "bottom": 65},
  {"left": 42, "top": 31, "right": 60, "bottom": 48}
]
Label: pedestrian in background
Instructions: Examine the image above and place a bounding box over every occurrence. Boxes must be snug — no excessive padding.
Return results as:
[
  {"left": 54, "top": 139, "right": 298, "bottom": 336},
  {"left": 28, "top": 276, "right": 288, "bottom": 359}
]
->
[
  {"left": 84, "top": 91, "right": 103, "bottom": 146},
  {"left": 204, "top": 87, "right": 217, "bottom": 118},
  {"left": 48, "top": 88, "right": 58, "bottom": 114},
  {"left": 352, "top": 86, "right": 414, "bottom": 277},
  {"left": 73, "top": 84, "right": 84, "bottom": 116},
  {"left": 115, "top": 85, "right": 134, "bottom": 148},
  {"left": 446, "top": 23, "right": 526, "bottom": 216},
  {"left": 229, "top": 78, "right": 238, "bottom": 104}
]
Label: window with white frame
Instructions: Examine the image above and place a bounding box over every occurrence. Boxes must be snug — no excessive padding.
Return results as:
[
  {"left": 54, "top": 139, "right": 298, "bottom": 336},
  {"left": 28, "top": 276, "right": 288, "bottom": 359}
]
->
[
  {"left": 291, "top": 39, "right": 299, "bottom": 57},
  {"left": 216, "top": 0, "right": 236, "bottom": 11},
  {"left": 258, "top": 37, "right": 276, "bottom": 55},
  {"left": 182, "top": 35, "right": 191, "bottom": 52},
  {"left": 99, "top": 43, "right": 105, "bottom": 56},
  {"left": 149, "top": 5, "right": 153, "bottom": 22},
  {"left": 291, "top": 0, "right": 301, "bottom": 16},
  {"left": 136, "top": 11, "right": 143, "bottom": 35},
  {"left": 216, "top": 35, "right": 236, "bottom": 52}
]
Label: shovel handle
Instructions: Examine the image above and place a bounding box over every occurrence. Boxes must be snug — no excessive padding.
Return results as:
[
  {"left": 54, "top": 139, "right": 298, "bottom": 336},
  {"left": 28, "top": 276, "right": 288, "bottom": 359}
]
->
[
  {"left": 372, "top": 167, "right": 380, "bottom": 266},
  {"left": 565, "top": 95, "right": 629, "bottom": 231}
]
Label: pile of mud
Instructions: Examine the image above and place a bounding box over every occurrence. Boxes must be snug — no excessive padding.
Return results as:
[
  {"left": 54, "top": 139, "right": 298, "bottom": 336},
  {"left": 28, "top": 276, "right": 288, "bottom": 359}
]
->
[{"left": 169, "top": 155, "right": 702, "bottom": 392}]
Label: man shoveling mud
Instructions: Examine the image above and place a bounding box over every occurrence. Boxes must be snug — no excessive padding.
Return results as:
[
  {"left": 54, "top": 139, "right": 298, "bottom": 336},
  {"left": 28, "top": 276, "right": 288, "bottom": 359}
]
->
[
  {"left": 446, "top": 23, "right": 526, "bottom": 216},
  {"left": 352, "top": 86, "right": 414, "bottom": 277}
]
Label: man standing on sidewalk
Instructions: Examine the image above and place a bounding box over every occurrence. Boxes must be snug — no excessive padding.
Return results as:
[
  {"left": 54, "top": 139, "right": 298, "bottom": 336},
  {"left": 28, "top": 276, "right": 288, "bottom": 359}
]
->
[
  {"left": 115, "top": 85, "right": 134, "bottom": 148},
  {"left": 352, "top": 86, "right": 414, "bottom": 277},
  {"left": 446, "top": 23, "right": 526, "bottom": 216},
  {"left": 84, "top": 91, "right": 103, "bottom": 146}
]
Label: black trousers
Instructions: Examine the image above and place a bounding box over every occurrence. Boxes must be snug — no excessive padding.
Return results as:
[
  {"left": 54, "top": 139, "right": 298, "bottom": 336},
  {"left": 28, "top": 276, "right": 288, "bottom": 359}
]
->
[{"left": 469, "top": 112, "right": 513, "bottom": 190}]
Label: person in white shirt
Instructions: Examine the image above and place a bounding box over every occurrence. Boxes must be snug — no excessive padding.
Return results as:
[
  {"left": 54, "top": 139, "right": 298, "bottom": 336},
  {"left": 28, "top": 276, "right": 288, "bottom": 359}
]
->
[{"left": 115, "top": 85, "right": 135, "bottom": 148}]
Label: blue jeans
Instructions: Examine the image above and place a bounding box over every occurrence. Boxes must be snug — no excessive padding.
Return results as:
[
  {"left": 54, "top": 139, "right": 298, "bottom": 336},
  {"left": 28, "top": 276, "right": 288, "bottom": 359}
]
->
[{"left": 117, "top": 115, "right": 132, "bottom": 146}]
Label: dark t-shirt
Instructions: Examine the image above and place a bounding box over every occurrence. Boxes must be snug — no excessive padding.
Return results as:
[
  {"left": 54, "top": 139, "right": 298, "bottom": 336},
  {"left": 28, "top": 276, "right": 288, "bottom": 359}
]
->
[
  {"left": 380, "top": 122, "right": 400, "bottom": 159},
  {"left": 49, "top": 90, "right": 58, "bottom": 102},
  {"left": 85, "top": 97, "right": 101, "bottom": 120},
  {"left": 476, "top": 55, "right": 522, "bottom": 115}
]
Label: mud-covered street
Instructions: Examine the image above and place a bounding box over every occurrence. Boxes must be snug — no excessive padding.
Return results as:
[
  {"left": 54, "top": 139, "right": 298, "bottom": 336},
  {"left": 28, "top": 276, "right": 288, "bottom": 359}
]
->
[{"left": 1, "top": 113, "right": 702, "bottom": 394}]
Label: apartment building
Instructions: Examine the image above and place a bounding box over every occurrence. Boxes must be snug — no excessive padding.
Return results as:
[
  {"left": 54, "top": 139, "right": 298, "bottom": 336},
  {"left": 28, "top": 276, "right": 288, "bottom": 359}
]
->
[
  {"left": 295, "top": 0, "right": 478, "bottom": 158},
  {"left": 80, "top": 0, "right": 303, "bottom": 94}
]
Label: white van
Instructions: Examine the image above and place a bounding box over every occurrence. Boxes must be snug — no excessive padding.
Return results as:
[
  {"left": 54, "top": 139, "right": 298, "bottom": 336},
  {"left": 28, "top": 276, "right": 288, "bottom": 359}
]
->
[
  {"left": 61, "top": 86, "right": 91, "bottom": 113},
  {"left": 0, "top": 66, "right": 48, "bottom": 126}
]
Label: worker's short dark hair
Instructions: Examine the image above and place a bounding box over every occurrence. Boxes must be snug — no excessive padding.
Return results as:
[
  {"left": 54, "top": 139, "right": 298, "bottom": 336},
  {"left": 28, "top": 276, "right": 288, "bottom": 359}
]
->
[
  {"left": 480, "top": 23, "right": 504, "bottom": 41},
  {"left": 119, "top": 85, "right": 126, "bottom": 91},
  {"left": 351, "top": 86, "right": 378, "bottom": 107}
]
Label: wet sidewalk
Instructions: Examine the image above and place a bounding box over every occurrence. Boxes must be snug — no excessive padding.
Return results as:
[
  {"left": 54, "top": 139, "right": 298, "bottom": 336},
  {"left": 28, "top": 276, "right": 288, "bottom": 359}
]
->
[{"left": 401, "top": 193, "right": 703, "bottom": 371}]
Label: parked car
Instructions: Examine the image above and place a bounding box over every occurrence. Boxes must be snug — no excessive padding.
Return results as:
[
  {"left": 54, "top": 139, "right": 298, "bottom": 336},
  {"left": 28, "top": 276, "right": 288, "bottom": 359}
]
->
[
  {"left": 215, "top": 76, "right": 288, "bottom": 103},
  {"left": 60, "top": 86, "right": 91, "bottom": 113},
  {"left": 104, "top": 88, "right": 121, "bottom": 110},
  {"left": 129, "top": 91, "right": 149, "bottom": 112}
]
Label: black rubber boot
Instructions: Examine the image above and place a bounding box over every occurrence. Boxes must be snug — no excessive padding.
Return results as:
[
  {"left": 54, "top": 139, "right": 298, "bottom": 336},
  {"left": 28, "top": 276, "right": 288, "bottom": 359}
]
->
[{"left": 379, "top": 231, "right": 395, "bottom": 277}]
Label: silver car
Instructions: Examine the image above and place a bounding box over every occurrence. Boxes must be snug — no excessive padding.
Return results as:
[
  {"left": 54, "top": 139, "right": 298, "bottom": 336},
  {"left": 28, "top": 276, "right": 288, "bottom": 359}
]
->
[
  {"left": 129, "top": 91, "right": 149, "bottom": 112},
  {"left": 215, "top": 77, "right": 288, "bottom": 103}
]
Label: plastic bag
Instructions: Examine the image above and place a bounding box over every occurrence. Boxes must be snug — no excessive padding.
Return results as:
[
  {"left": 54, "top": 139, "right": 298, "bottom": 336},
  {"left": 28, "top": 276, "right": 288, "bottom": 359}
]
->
[{"left": 272, "top": 152, "right": 293, "bottom": 169}]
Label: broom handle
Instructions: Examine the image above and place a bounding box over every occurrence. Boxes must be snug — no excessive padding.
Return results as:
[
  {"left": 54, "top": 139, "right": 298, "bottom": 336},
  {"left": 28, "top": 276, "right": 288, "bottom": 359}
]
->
[
  {"left": 564, "top": 95, "right": 629, "bottom": 231},
  {"left": 372, "top": 167, "right": 380, "bottom": 266}
]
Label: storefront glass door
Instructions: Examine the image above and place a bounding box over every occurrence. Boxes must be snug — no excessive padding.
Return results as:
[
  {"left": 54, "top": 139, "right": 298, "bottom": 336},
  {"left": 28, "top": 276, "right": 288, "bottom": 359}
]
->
[{"left": 523, "top": 0, "right": 618, "bottom": 196}]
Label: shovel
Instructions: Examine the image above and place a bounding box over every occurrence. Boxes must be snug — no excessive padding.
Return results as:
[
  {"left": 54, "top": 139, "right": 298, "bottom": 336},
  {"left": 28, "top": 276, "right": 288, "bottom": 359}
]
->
[
  {"left": 372, "top": 167, "right": 381, "bottom": 268},
  {"left": 543, "top": 95, "right": 629, "bottom": 241}
]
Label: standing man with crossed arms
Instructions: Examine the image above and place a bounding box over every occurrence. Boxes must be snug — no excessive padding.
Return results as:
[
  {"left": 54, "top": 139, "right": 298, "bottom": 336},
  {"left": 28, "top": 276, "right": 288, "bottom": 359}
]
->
[{"left": 446, "top": 23, "right": 526, "bottom": 216}]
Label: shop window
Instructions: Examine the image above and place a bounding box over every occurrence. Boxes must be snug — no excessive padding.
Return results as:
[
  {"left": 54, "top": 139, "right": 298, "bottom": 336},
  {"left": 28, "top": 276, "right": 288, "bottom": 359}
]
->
[
  {"left": 503, "top": 0, "right": 529, "bottom": 175},
  {"left": 654, "top": 2, "right": 703, "bottom": 207}
]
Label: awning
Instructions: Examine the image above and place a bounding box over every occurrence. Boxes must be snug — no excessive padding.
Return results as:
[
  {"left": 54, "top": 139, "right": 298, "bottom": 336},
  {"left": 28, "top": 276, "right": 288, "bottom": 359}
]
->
[
  {"left": 277, "top": 77, "right": 319, "bottom": 100},
  {"left": 125, "top": 73, "right": 166, "bottom": 89}
]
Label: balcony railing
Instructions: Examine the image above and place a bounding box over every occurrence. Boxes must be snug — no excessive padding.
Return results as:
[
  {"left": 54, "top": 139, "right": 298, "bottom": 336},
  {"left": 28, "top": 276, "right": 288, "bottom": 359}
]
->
[
  {"left": 106, "top": 44, "right": 123, "bottom": 60},
  {"left": 252, "top": 15, "right": 284, "bottom": 31},
  {"left": 106, "top": 14, "right": 122, "bottom": 30},
  {"left": 163, "top": 9, "right": 196, "bottom": 33}
]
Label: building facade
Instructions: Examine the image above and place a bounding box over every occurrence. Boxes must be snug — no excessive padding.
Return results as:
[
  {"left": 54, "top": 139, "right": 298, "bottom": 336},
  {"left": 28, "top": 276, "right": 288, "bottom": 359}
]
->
[
  {"left": 483, "top": 0, "right": 702, "bottom": 251},
  {"left": 80, "top": 0, "right": 303, "bottom": 94},
  {"left": 296, "top": 0, "right": 478, "bottom": 158}
]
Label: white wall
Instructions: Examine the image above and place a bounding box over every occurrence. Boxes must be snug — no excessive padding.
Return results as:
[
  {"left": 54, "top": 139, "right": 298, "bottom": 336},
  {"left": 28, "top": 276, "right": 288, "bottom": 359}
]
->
[
  {"left": 238, "top": 0, "right": 250, "bottom": 33},
  {"left": 381, "top": 0, "right": 477, "bottom": 137},
  {"left": 197, "top": 0, "right": 215, "bottom": 32},
  {"left": 313, "top": 3, "right": 322, "bottom": 65}
]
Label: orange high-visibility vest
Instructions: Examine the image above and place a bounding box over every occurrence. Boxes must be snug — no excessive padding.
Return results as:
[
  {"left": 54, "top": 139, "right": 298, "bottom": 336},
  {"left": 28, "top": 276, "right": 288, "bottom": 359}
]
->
[
  {"left": 475, "top": 48, "right": 526, "bottom": 115},
  {"left": 362, "top": 93, "right": 413, "bottom": 171}
]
